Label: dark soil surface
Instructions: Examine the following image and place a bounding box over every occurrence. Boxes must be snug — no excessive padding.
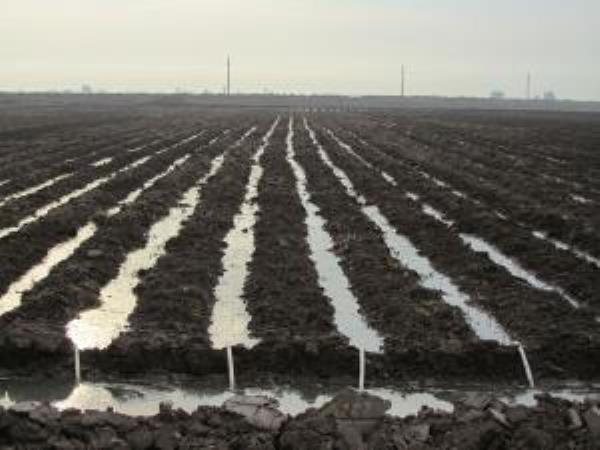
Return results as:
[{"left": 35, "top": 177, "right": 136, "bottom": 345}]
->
[
  {"left": 0, "top": 127, "right": 245, "bottom": 371},
  {"left": 310, "top": 121, "right": 600, "bottom": 380},
  {"left": 2, "top": 389, "right": 600, "bottom": 449},
  {"left": 0, "top": 102, "right": 599, "bottom": 387}
]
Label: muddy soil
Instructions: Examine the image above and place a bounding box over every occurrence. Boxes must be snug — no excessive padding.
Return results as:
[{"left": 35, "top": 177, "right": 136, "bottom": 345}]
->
[
  {"left": 0, "top": 133, "right": 184, "bottom": 229},
  {"left": 2, "top": 389, "right": 600, "bottom": 449},
  {"left": 325, "top": 122, "right": 600, "bottom": 313},
  {"left": 90, "top": 124, "right": 265, "bottom": 371},
  {"left": 243, "top": 123, "right": 343, "bottom": 341},
  {"left": 292, "top": 122, "right": 523, "bottom": 381},
  {"left": 313, "top": 124, "right": 600, "bottom": 380},
  {"left": 335, "top": 114, "right": 600, "bottom": 259},
  {"left": 0, "top": 128, "right": 245, "bottom": 370},
  {"left": 0, "top": 130, "right": 223, "bottom": 303}
]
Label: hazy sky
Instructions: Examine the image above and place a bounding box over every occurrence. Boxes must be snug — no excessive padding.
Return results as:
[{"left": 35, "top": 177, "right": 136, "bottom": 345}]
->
[{"left": 1, "top": 0, "right": 599, "bottom": 99}]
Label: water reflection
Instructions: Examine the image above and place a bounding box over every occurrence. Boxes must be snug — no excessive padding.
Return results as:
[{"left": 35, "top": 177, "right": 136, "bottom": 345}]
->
[
  {"left": 3, "top": 378, "right": 600, "bottom": 419},
  {"left": 0, "top": 379, "right": 455, "bottom": 418}
]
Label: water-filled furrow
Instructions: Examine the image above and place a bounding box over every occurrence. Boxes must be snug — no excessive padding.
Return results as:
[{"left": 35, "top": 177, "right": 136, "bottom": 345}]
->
[
  {"left": 289, "top": 118, "right": 384, "bottom": 353},
  {"left": 0, "top": 180, "right": 11, "bottom": 188},
  {"left": 91, "top": 157, "right": 113, "bottom": 168},
  {"left": 0, "top": 157, "right": 148, "bottom": 241},
  {"left": 0, "top": 133, "right": 223, "bottom": 319},
  {"left": 532, "top": 231, "right": 600, "bottom": 269},
  {"left": 570, "top": 194, "right": 592, "bottom": 205},
  {"left": 308, "top": 121, "right": 513, "bottom": 345},
  {"left": 0, "top": 133, "right": 203, "bottom": 242},
  {"left": 240, "top": 121, "right": 341, "bottom": 341},
  {"left": 0, "top": 127, "right": 155, "bottom": 190},
  {"left": 460, "top": 234, "right": 581, "bottom": 309},
  {"left": 0, "top": 173, "right": 73, "bottom": 209},
  {"left": 208, "top": 119, "right": 280, "bottom": 349},
  {"left": 67, "top": 152, "right": 228, "bottom": 350},
  {"left": 0, "top": 127, "right": 137, "bottom": 178},
  {"left": 330, "top": 129, "right": 595, "bottom": 308},
  {"left": 106, "top": 155, "right": 191, "bottom": 217},
  {"left": 0, "top": 223, "right": 97, "bottom": 317}
]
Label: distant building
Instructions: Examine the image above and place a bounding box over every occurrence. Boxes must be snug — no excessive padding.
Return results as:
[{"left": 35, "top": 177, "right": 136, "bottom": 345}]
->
[
  {"left": 81, "top": 84, "right": 93, "bottom": 94},
  {"left": 543, "top": 91, "right": 557, "bottom": 101},
  {"left": 490, "top": 90, "right": 505, "bottom": 99}
]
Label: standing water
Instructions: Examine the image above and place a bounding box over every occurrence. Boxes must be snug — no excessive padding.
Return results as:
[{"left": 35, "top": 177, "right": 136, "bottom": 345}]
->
[
  {"left": 0, "top": 173, "right": 73, "bottom": 209},
  {"left": 286, "top": 117, "right": 383, "bottom": 354},
  {"left": 208, "top": 119, "right": 279, "bottom": 390},
  {"left": 0, "top": 223, "right": 97, "bottom": 317},
  {"left": 208, "top": 118, "right": 280, "bottom": 350},
  {"left": 65, "top": 131, "right": 246, "bottom": 351},
  {"left": 319, "top": 123, "right": 536, "bottom": 387},
  {"left": 461, "top": 234, "right": 580, "bottom": 309}
]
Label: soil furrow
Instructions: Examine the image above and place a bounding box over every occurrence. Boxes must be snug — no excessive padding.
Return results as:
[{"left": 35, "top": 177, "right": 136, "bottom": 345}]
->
[
  {"left": 0, "top": 126, "right": 247, "bottom": 371},
  {"left": 315, "top": 123, "right": 600, "bottom": 380}
]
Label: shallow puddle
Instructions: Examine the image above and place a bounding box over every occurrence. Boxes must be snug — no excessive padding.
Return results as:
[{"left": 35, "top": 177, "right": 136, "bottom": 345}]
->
[
  {"left": 290, "top": 118, "right": 383, "bottom": 353},
  {"left": 0, "top": 179, "right": 10, "bottom": 187},
  {"left": 2, "top": 378, "right": 599, "bottom": 418},
  {"left": 0, "top": 173, "right": 73, "bottom": 209},
  {"left": 209, "top": 119, "right": 279, "bottom": 350},
  {"left": 460, "top": 234, "right": 581, "bottom": 308},
  {"left": 306, "top": 120, "right": 513, "bottom": 345}
]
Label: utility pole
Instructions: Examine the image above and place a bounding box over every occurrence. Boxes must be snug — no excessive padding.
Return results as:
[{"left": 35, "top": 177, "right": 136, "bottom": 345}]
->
[
  {"left": 401, "top": 65, "right": 405, "bottom": 97},
  {"left": 526, "top": 72, "right": 531, "bottom": 100},
  {"left": 227, "top": 56, "right": 231, "bottom": 96}
]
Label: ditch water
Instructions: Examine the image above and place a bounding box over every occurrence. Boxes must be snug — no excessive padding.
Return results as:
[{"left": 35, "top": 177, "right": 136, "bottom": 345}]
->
[
  {"left": 0, "top": 147, "right": 207, "bottom": 319},
  {"left": 1, "top": 377, "right": 598, "bottom": 419}
]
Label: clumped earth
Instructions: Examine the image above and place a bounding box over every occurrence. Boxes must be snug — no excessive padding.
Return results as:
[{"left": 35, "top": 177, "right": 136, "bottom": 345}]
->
[
  {"left": 1, "top": 390, "right": 600, "bottom": 449},
  {"left": 0, "top": 97, "right": 599, "bottom": 441}
]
